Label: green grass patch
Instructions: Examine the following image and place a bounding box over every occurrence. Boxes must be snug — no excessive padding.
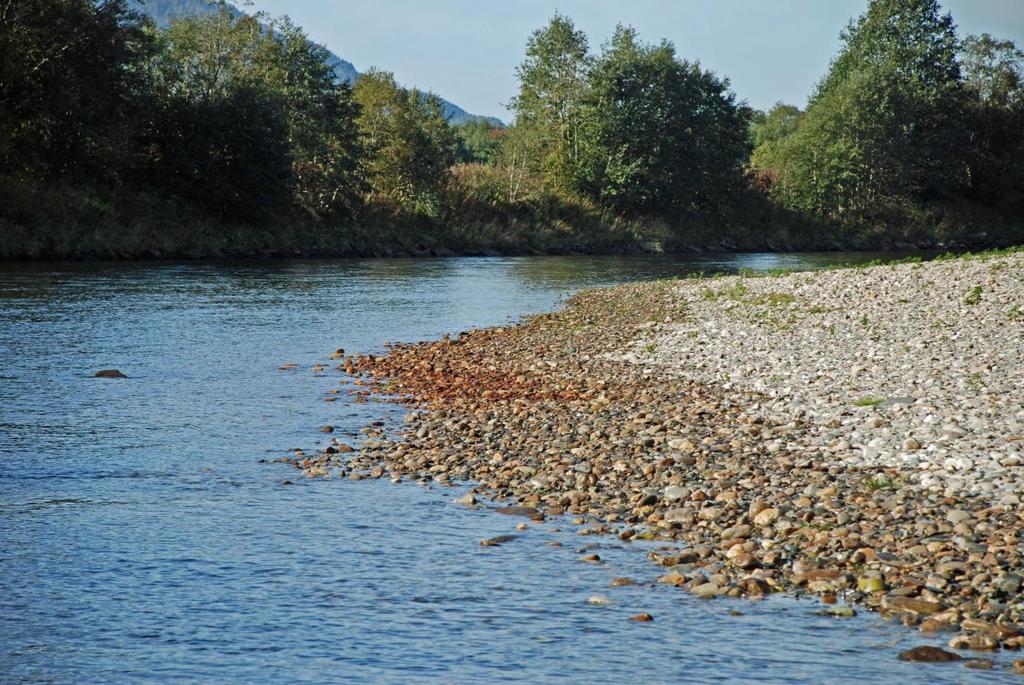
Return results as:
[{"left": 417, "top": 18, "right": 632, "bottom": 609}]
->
[{"left": 963, "top": 285, "right": 983, "bottom": 306}]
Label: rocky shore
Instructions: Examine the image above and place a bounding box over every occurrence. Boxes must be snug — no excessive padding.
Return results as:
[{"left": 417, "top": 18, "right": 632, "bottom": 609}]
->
[{"left": 293, "top": 249, "right": 1024, "bottom": 671}]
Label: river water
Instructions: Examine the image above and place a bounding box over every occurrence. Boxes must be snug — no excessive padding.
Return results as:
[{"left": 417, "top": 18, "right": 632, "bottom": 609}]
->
[{"left": 0, "top": 254, "right": 1004, "bottom": 684}]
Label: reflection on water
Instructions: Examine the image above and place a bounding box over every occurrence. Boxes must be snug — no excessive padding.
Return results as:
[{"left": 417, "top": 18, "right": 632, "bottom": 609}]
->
[{"left": 1, "top": 253, "right": 994, "bottom": 684}]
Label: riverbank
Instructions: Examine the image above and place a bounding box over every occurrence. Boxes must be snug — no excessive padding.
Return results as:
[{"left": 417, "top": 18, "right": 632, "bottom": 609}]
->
[
  {"left": 3, "top": 176, "right": 1021, "bottom": 261},
  {"left": 296, "top": 249, "right": 1024, "bottom": 671}
]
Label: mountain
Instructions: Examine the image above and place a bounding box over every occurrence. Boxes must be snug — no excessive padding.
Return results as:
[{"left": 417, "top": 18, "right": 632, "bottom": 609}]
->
[{"left": 130, "top": 0, "right": 501, "bottom": 125}]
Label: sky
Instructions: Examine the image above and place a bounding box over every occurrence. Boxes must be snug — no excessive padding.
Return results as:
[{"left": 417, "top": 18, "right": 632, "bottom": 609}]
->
[{"left": 248, "top": 0, "right": 1024, "bottom": 121}]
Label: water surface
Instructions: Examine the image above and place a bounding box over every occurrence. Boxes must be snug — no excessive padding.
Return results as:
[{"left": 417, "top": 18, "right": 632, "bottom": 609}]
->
[{"left": 1, "top": 254, "right": 1001, "bottom": 684}]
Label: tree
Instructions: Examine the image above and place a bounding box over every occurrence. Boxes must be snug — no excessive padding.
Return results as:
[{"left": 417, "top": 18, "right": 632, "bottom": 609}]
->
[
  {"left": 0, "top": 0, "right": 154, "bottom": 179},
  {"left": 509, "top": 14, "right": 592, "bottom": 193},
  {"left": 580, "top": 26, "right": 751, "bottom": 215},
  {"left": 749, "top": 103, "right": 803, "bottom": 173},
  {"left": 960, "top": 34, "right": 1024, "bottom": 208},
  {"left": 352, "top": 69, "right": 456, "bottom": 216},
  {"left": 961, "top": 33, "right": 1024, "bottom": 108},
  {"left": 769, "top": 0, "right": 968, "bottom": 219},
  {"left": 269, "top": 18, "right": 363, "bottom": 219},
  {"left": 454, "top": 119, "right": 503, "bottom": 165},
  {"left": 149, "top": 8, "right": 364, "bottom": 218}
]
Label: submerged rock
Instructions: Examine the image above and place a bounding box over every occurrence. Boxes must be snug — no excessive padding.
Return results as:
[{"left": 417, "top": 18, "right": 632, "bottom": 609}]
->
[
  {"left": 494, "top": 506, "right": 544, "bottom": 521},
  {"left": 94, "top": 369, "right": 127, "bottom": 378},
  {"left": 480, "top": 535, "right": 518, "bottom": 547},
  {"left": 454, "top": 492, "right": 477, "bottom": 506},
  {"left": 897, "top": 646, "right": 962, "bottom": 663}
]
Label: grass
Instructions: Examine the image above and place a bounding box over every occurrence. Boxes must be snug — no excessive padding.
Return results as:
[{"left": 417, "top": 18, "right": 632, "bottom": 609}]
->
[
  {"left": 853, "top": 397, "right": 884, "bottom": 407},
  {"left": 964, "top": 285, "right": 984, "bottom": 306},
  {"left": 866, "top": 477, "right": 899, "bottom": 491},
  {"left": 749, "top": 292, "right": 796, "bottom": 306}
]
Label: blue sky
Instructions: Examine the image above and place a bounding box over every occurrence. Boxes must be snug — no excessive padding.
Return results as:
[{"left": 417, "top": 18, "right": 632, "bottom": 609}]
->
[{"left": 249, "top": 0, "right": 1024, "bottom": 120}]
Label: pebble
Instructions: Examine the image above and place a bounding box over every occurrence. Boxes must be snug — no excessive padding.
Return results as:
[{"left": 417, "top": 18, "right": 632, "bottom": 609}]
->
[{"left": 302, "top": 254, "right": 1024, "bottom": 656}]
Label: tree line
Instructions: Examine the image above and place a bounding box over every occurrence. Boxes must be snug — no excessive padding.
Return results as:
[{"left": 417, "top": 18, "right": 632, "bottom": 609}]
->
[
  {"left": 1, "top": 0, "right": 1022, "bottom": 258},
  {"left": 749, "top": 0, "right": 1024, "bottom": 232},
  {"left": 1, "top": 1, "right": 459, "bottom": 224}
]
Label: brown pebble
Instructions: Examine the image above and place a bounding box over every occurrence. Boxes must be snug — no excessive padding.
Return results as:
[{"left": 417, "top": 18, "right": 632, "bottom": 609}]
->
[
  {"left": 611, "top": 578, "right": 637, "bottom": 587},
  {"left": 629, "top": 613, "right": 654, "bottom": 622}
]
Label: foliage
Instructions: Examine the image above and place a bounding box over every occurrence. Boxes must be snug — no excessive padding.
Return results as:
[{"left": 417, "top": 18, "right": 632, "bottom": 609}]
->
[
  {"left": 150, "top": 8, "right": 363, "bottom": 218},
  {"left": 2, "top": 2, "right": 1023, "bottom": 260},
  {"left": 508, "top": 14, "right": 592, "bottom": 194},
  {"left": 580, "top": 26, "right": 751, "bottom": 215},
  {"left": 762, "top": 0, "right": 968, "bottom": 220},
  {"left": 961, "top": 33, "right": 1024, "bottom": 107},
  {"left": 749, "top": 103, "right": 803, "bottom": 175},
  {"left": 353, "top": 69, "right": 456, "bottom": 217},
  {"left": 453, "top": 119, "right": 504, "bottom": 165},
  {"left": 0, "top": 0, "right": 154, "bottom": 179},
  {"left": 960, "top": 34, "right": 1024, "bottom": 209}
]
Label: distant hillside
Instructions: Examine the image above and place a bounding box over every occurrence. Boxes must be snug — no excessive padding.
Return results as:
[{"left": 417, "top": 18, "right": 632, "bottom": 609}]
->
[{"left": 130, "top": 0, "right": 500, "bottom": 125}]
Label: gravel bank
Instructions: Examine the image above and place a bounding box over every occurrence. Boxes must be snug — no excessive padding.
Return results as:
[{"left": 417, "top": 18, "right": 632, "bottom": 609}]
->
[
  {"left": 291, "top": 249, "right": 1024, "bottom": 668},
  {"left": 622, "top": 252, "right": 1024, "bottom": 503}
]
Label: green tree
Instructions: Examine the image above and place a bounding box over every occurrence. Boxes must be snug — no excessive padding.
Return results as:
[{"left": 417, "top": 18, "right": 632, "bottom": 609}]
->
[
  {"left": 454, "top": 119, "right": 503, "bottom": 165},
  {"left": 509, "top": 14, "right": 592, "bottom": 193},
  {"left": 0, "top": 0, "right": 153, "bottom": 179},
  {"left": 769, "top": 0, "right": 968, "bottom": 219},
  {"left": 960, "top": 34, "right": 1024, "bottom": 208},
  {"left": 749, "top": 103, "right": 803, "bottom": 172},
  {"left": 269, "top": 18, "right": 363, "bottom": 219},
  {"left": 352, "top": 69, "right": 456, "bottom": 216},
  {"left": 581, "top": 26, "right": 751, "bottom": 215},
  {"left": 150, "top": 86, "right": 294, "bottom": 220},
  {"left": 151, "top": 8, "right": 363, "bottom": 218},
  {"left": 961, "top": 34, "right": 1024, "bottom": 107}
]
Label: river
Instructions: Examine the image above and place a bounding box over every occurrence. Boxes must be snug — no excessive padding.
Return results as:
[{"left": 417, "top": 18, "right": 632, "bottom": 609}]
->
[{"left": 0, "top": 254, "right": 999, "bottom": 684}]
